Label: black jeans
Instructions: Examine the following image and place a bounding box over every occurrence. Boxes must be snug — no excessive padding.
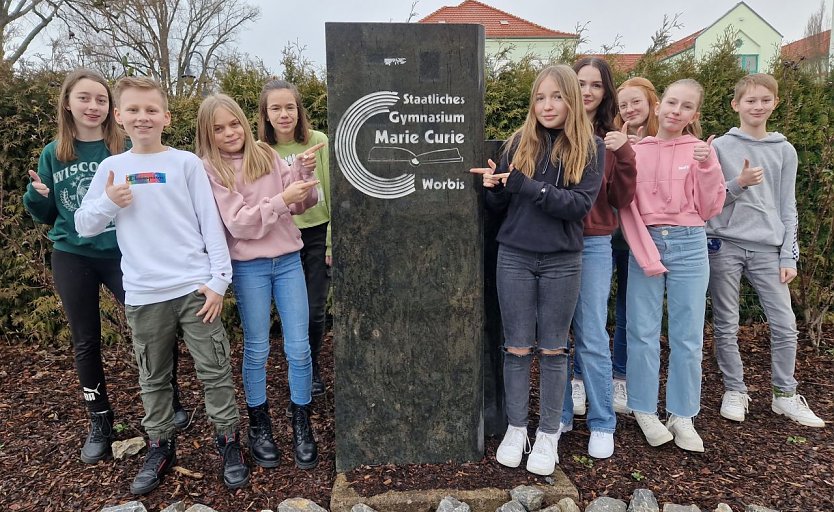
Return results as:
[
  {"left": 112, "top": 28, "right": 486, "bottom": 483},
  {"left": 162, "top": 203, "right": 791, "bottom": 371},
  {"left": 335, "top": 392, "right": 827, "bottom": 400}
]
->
[
  {"left": 51, "top": 249, "right": 180, "bottom": 413},
  {"left": 299, "top": 222, "right": 330, "bottom": 364}
]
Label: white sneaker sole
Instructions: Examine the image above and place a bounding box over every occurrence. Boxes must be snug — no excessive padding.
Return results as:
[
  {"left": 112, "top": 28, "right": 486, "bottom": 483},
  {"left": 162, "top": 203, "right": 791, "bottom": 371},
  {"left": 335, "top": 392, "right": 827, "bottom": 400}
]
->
[
  {"left": 525, "top": 458, "right": 556, "bottom": 476},
  {"left": 720, "top": 407, "right": 745, "bottom": 422},
  {"left": 772, "top": 404, "right": 826, "bottom": 428},
  {"left": 495, "top": 449, "right": 522, "bottom": 468},
  {"left": 672, "top": 437, "right": 705, "bottom": 452},
  {"left": 613, "top": 402, "right": 631, "bottom": 414}
]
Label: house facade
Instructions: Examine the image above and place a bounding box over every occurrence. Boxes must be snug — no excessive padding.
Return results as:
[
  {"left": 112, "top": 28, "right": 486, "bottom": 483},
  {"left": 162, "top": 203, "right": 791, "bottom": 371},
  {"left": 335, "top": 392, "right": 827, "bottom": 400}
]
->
[{"left": 419, "top": 0, "right": 577, "bottom": 65}]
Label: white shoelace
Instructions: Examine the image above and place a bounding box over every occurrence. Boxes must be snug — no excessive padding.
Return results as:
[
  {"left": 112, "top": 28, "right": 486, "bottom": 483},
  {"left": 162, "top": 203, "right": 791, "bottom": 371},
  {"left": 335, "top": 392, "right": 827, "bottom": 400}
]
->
[{"left": 726, "top": 392, "right": 751, "bottom": 412}]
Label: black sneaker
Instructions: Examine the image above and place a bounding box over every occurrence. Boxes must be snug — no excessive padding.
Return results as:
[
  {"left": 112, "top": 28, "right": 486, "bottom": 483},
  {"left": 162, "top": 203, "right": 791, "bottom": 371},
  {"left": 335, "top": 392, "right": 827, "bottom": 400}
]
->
[
  {"left": 130, "top": 438, "right": 176, "bottom": 495},
  {"left": 216, "top": 432, "right": 250, "bottom": 489},
  {"left": 80, "top": 410, "right": 114, "bottom": 464}
]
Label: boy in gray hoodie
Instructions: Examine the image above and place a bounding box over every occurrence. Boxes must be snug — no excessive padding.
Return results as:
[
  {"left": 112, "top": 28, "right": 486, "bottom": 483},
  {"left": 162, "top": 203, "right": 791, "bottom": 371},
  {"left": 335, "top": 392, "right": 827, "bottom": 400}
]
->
[{"left": 706, "top": 73, "right": 824, "bottom": 428}]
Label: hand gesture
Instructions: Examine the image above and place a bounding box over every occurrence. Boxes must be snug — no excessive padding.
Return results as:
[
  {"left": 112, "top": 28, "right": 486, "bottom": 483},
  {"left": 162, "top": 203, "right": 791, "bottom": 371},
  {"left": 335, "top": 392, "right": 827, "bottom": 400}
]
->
[
  {"left": 105, "top": 170, "right": 133, "bottom": 208},
  {"left": 28, "top": 170, "right": 50, "bottom": 197},
  {"left": 299, "top": 142, "right": 326, "bottom": 171},
  {"left": 780, "top": 267, "right": 797, "bottom": 284},
  {"left": 627, "top": 125, "right": 645, "bottom": 145},
  {"left": 469, "top": 159, "right": 510, "bottom": 188},
  {"left": 693, "top": 135, "right": 715, "bottom": 162},
  {"left": 604, "top": 121, "right": 630, "bottom": 151},
  {"left": 196, "top": 285, "right": 223, "bottom": 323},
  {"left": 282, "top": 179, "right": 319, "bottom": 205},
  {"left": 737, "top": 158, "right": 764, "bottom": 187}
]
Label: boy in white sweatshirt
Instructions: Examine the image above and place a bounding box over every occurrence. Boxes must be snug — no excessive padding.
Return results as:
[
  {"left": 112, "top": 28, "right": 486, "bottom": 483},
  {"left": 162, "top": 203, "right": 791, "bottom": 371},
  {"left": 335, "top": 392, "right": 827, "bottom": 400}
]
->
[
  {"left": 75, "top": 77, "right": 250, "bottom": 494},
  {"left": 706, "top": 73, "right": 824, "bottom": 428}
]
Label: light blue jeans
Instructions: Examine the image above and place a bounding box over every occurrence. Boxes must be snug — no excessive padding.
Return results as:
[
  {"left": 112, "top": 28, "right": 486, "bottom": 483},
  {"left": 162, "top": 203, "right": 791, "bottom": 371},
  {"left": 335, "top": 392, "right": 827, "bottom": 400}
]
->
[
  {"left": 232, "top": 253, "right": 312, "bottom": 408},
  {"left": 563, "top": 235, "right": 616, "bottom": 433},
  {"left": 626, "top": 226, "right": 708, "bottom": 418}
]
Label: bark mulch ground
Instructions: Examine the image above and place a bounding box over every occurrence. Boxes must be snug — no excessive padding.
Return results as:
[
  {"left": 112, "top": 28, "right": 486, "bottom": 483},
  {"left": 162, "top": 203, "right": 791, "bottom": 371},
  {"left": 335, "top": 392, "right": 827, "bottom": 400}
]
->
[{"left": 1, "top": 325, "right": 832, "bottom": 512}]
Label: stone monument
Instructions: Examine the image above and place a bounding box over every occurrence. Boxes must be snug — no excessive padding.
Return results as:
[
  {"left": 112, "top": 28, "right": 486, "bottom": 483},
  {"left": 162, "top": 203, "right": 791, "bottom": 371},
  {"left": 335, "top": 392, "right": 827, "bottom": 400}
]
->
[{"left": 326, "top": 22, "right": 485, "bottom": 471}]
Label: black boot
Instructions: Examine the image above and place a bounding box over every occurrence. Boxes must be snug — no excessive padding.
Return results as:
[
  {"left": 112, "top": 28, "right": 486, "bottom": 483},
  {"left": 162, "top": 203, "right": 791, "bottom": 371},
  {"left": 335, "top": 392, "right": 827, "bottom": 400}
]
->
[
  {"left": 247, "top": 402, "right": 280, "bottom": 468},
  {"left": 216, "top": 432, "right": 250, "bottom": 489},
  {"left": 290, "top": 403, "right": 319, "bottom": 469},
  {"left": 130, "top": 438, "right": 176, "bottom": 495},
  {"left": 311, "top": 362, "right": 325, "bottom": 397},
  {"left": 171, "top": 384, "right": 191, "bottom": 430},
  {"left": 80, "top": 409, "right": 114, "bottom": 464}
]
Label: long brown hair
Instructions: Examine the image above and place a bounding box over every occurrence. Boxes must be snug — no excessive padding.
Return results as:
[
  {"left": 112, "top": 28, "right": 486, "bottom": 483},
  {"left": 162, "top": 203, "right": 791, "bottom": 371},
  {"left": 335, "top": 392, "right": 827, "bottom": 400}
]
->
[
  {"left": 56, "top": 69, "right": 124, "bottom": 162},
  {"left": 615, "top": 77, "right": 659, "bottom": 137},
  {"left": 505, "top": 65, "right": 595, "bottom": 186},
  {"left": 573, "top": 57, "right": 617, "bottom": 137},
  {"left": 258, "top": 80, "right": 311, "bottom": 145},
  {"left": 195, "top": 94, "right": 276, "bottom": 190}
]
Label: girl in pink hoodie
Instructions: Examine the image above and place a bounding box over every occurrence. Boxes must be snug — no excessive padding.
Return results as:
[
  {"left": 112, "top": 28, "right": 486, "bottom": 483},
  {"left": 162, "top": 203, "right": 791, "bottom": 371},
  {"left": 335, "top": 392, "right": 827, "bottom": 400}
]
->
[
  {"left": 196, "top": 94, "right": 323, "bottom": 471},
  {"left": 619, "top": 79, "right": 725, "bottom": 453}
]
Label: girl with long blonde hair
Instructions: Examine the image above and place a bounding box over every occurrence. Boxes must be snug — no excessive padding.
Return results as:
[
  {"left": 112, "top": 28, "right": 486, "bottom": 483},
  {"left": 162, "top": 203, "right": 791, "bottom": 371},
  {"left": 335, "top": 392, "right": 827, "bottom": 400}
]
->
[
  {"left": 471, "top": 64, "right": 604, "bottom": 476},
  {"left": 196, "top": 93, "right": 324, "bottom": 470}
]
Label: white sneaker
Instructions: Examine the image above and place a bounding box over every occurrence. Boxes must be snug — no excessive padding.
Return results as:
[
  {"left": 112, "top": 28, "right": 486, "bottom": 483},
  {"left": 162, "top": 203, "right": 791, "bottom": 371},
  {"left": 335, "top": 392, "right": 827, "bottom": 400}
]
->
[
  {"left": 588, "top": 431, "right": 614, "bottom": 459},
  {"left": 772, "top": 394, "right": 825, "bottom": 427},
  {"left": 720, "top": 391, "right": 751, "bottom": 422},
  {"left": 526, "top": 430, "right": 560, "bottom": 475},
  {"left": 559, "top": 420, "right": 573, "bottom": 434},
  {"left": 633, "top": 411, "right": 673, "bottom": 447},
  {"left": 571, "top": 379, "right": 586, "bottom": 416},
  {"left": 613, "top": 379, "right": 630, "bottom": 414},
  {"left": 496, "top": 425, "right": 530, "bottom": 467},
  {"left": 666, "top": 415, "right": 705, "bottom": 452}
]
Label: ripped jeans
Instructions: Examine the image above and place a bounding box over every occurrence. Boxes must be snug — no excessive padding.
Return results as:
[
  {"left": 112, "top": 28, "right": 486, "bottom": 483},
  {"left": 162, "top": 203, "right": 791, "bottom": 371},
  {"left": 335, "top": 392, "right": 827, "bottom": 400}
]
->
[{"left": 497, "top": 244, "right": 581, "bottom": 434}]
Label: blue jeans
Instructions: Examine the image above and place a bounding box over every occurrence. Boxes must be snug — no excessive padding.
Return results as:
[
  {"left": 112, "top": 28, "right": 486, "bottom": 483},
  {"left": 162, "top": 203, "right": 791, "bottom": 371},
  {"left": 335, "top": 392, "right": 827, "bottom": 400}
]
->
[
  {"left": 612, "top": 247, "right": 629, "bottom": 379},
  {"left": 563, "top": 235, "right": 615, "bottom": 433},
  {"left": 232, "top": 253, "right": 312, "bottom": 407},
  {"left": 497, "top": 244, "right": 580, "bottom": 434},
  {"left": 626, "top": 226, "right": 708, "bottom": 418}
]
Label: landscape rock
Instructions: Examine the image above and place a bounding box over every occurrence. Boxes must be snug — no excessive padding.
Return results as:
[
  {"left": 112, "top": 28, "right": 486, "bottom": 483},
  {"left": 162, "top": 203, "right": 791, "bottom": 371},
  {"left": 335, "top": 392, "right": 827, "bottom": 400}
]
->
[
  {"left": 586, "top": 496, "right": 628, "bottom": 512},
  {"left": 160, "top": 502, "right": 186, "bottom": 512},
  {"left": 184, "top": 506, "right": 218, "bottom": 512},
  {"left": 277, "top": 498, "right": 328, "bottom": 512},
  {"left": 112, "top": 437, "right": 146, "bottom": 460},
  {"left": 662, "top": 506, "right": 700, "bottom": 512},
  {"left": 745, "top": 506, "right": 778, "bottom": 512},
  {"left": 557, "top": 496, "right": 581, "bottom": 512},
  {"left": 628, "top": 489, "right": 660, "bottom": 512},
  {"left": 350, "top": 504, "right": 378, "bottom": 512},
  {"left": 437, "top": 496, "right": 471, "bottom": 512},
  {"left": 100, "top": 502, "right": 147, "bottom": 512},
  {"left": 510, "top": 485, "right": 545, "bottom": 511},
  {"left": 497, "top": 500, "right": 528, "bottom": 512},
  {"left": 714, "top": 505, "right": 733, "bottom": 512}
]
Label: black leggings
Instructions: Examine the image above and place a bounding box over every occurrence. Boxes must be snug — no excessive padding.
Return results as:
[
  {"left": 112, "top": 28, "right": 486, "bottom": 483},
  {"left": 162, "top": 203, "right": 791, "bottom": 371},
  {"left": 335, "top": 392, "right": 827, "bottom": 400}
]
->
[
  {"left": 299, "top": 222, "right": 330, "bottom": 364},
  {"left": 51, "top": 249, "right": 180, "bottom": 413}
]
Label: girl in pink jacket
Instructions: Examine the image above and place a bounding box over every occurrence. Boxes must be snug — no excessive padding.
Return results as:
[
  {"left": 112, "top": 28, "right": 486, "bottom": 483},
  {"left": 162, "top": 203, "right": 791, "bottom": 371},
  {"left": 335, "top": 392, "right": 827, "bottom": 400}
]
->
[
  {"left": 619, "top": 79, "right": 725, "bottom": 453},
  {"left": 196, "top": 94, "right": 323, "bottom": 471}
]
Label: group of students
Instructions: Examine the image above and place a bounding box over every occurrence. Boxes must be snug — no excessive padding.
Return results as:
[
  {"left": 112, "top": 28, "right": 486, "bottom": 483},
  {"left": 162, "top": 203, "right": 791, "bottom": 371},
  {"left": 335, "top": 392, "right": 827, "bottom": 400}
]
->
[
  {"left": 24, "top": 70, "right": 331, "bottom": 494},
  {"left": 471, "top": 58, "right": 825, "bottom": 478}
]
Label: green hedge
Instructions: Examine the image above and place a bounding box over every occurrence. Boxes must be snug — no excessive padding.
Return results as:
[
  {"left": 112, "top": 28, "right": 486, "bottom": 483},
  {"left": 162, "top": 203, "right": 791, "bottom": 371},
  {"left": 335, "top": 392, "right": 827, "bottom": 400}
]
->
[{"left": 2, "top": 43, "right": 833, "bottom": 345}]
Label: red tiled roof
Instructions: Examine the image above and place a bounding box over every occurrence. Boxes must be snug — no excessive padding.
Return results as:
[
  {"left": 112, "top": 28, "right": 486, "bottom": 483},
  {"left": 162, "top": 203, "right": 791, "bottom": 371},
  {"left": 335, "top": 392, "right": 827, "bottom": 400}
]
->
[
  {"left": 660, "top": 29, "right": 702, "bottom": 59},
  {"left": 419, "top": 0, "right": 575, "bottom": 38},
  {"left": 782, "top": 30, "right": 831, "bottom": 60},
  {"left": 583, "top": 53, "right": 644, "bottom": 72}
]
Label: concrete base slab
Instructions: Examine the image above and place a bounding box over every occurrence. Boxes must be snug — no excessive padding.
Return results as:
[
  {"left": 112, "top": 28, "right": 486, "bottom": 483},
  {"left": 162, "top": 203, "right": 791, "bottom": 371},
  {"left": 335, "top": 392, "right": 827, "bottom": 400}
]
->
[{"left": 330, "top": 470, "right": 578, "bottom": 512}]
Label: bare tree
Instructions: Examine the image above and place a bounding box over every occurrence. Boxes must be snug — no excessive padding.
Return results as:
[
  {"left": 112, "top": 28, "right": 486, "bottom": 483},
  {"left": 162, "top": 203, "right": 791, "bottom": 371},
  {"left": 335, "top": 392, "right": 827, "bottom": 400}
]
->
[
  {"left": 1, "top": 0, "right": 64, "bottom": 65},
  {"left": 800, "top": 0, "right": 830, "bottom": 75},
  {"left": 58, "top": 0, "right": 260, "bottom": 96}
]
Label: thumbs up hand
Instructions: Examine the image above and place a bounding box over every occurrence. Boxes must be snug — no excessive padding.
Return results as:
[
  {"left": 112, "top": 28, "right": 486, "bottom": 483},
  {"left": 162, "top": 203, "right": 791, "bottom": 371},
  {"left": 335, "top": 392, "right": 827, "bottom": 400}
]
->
[
  {"left": 693, "top": 135, "right": 715, "bottom": 162},
  {"left": 738, "top": 158, "right": 764, "bottom": 187},
  {"left": 604, "top": 121, "right": 629, "bottom": 151},
  {"left": 628, "top": 125, "right": 645, "bottom": 145},
  {"left": 28, "top": 170, "right": 50, "bottom": 197},
  {"left": 105, "top": 170, "right": 133, "bottom": 208}
]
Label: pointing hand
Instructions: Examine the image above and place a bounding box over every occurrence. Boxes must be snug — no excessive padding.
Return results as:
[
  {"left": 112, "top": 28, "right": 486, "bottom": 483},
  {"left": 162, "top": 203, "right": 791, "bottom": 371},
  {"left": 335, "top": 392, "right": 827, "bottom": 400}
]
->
[{"left": 28, "top": 170, "right": 50, "bottom": 197}]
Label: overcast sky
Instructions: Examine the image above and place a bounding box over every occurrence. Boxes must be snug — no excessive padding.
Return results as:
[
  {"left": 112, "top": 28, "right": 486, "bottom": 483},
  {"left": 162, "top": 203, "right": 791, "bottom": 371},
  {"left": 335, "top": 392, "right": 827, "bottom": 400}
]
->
[{"left": 237, "top": 0, "right": 830, "bottom": 72}]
